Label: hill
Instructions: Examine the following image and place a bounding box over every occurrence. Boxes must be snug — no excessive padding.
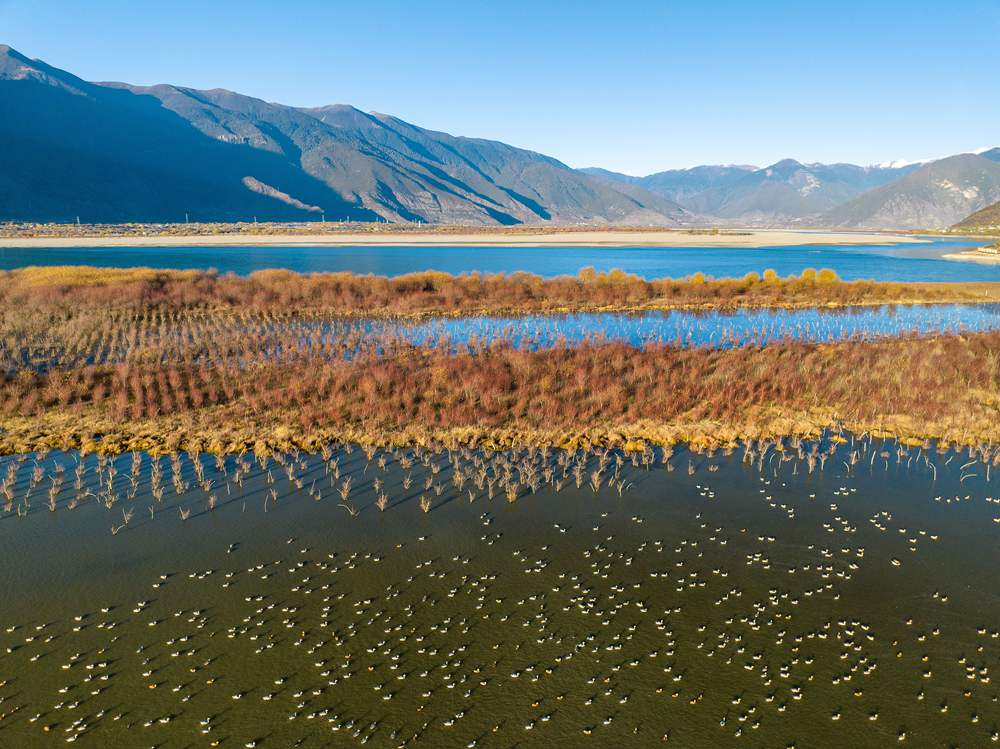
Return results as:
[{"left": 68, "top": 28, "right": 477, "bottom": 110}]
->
[
  {"left": 5, "top": 43, "right": 996, "bottom": 230},
  {"left": 952, "top": 199, "right": 1000, "bottom": 230},
  {"left": 0, "top": 45, "right": 688, "bottom": 226}
]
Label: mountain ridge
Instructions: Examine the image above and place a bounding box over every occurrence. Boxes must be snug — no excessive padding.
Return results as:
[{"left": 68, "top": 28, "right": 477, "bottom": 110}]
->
[
  {"left": 821, "top": 154, "right": 1000, "bottom": 229},
  {"left": 2, "top": 44, "right": 998, "bottom": 229},
  {"left": 952, "top": 198, "right": 1000, "bottom": 230},
  {"left": 582, "top": 160, "right": 919, "bottom": 224},
  {"left": 0, "top": 45, "right": 689, "bottom": 226}
]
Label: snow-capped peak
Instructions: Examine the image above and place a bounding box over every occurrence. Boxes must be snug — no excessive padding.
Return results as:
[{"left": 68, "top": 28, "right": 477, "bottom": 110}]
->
[
  {"left": 876, "top": 158, "right": 928, "bottom": 169},
  {"left": 875, "top": 146, "right": 998, "bottom": 170}
]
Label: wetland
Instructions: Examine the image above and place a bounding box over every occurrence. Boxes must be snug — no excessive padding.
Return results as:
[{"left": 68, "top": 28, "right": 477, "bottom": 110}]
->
[{"left": 1, "top": 261, "right": 999, "bottom": 747}]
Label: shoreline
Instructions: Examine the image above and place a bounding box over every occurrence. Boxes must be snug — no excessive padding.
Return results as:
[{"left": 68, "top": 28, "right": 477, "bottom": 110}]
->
[
  {"left": 0, "top": 411, "right": 989, "bottom": 457},
  {"left": 0, "top": 228, "right": 927, "bottom": 249},
  {"left": 943, "top": 246, "right": 1000, "bottom": 265}
]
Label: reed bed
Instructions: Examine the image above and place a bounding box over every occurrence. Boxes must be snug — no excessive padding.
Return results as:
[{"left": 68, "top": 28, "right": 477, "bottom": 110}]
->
[
  {"left": 3, "top": 266, "right": 998, "bottom": 375},
  {"left": 3, "top": 266, "right": 997, "bottom": 317},
  {"left": 2, "top": 332, "right": 999, "bottom": 455},
  {"left": 4, "top": 302, "right": 995, "bottom": 374},
  {"left": 0, "top": 431, "right": 987, "bottom": 525},
  {"left": 2, "top": 265, "right": 999, "bottom": 455}
]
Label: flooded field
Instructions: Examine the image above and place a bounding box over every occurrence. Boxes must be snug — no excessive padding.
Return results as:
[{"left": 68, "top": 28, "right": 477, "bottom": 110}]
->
[
  {"left": 6, "top": 304, "right": 1000, "bottom": 373},
  {"left": 2, "top": 438, "right": 999, "bottom": 747}
]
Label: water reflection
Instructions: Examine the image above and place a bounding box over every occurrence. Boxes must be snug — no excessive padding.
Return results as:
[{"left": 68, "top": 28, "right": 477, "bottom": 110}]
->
[
  {"left": 375, "top": 304, "right": 1000, "bottom": 349},
  {"left": 9, "top": 304, "right": 1000, "bottom": 374}
]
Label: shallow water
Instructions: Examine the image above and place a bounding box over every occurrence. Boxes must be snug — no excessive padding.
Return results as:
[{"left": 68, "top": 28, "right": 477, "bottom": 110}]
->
[
  {"left": 2, "top": 439, "right": 999, "bottom": 747},
  {"left": 360, "top": 304, "right": 1000, "bottom": 350},
  {"left": 1, "top": 238, "right": 996, "bottom": 281},
  {"left": 8, "top": 305, "right": 1000, "bottom": 374}
]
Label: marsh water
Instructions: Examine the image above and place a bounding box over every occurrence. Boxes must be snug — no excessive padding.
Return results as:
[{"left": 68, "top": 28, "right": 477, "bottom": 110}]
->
[
  {"left": 2, "top": 439, "right": 999, "bottom": 747},
  {"left": 3, "top": 238, "right": 999, "bottom": 281},
  {"left": 333, "top": 304, "right": 1000, "bottom": 350},
  {"left": 8, "top": 305, "right": 1000, "bottom": 376}
]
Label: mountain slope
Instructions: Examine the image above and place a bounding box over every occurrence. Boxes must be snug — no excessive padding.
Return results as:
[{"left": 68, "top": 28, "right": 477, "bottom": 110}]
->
[
  {"left": 579, "top": 167, "right": 642, "bottom": 185},
  {"left": 0, "top": 45, "right": 373, "bottom": 223},
  {"left": 582, "top": 165, "right": 757, "bottom": 210},
  {"left": 638, "top": 165, "right": 758, "bottom": 210},
  {"left": 821, "top": 154, "right": 1000, "bottom": 229},
  {"left": 979, "top": 147, "right": 1000, "bottom": 163},
  {"left": 0, "top": 45, "right": 688, "bottom": 225},
  {"left": 699, "top": 160, "right": 916, "bottom": 221},
  {"left": 953, "top": 199, "right": 1000, "bottom": 230}
]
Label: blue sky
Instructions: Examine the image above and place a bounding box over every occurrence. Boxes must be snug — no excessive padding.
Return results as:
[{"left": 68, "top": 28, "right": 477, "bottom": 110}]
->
[{"left": 3, "top": 0, "right": 998, "bottom": 174}]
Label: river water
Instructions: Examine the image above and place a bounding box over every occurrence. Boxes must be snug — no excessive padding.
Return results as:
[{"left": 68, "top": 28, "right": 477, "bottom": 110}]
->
[{"left": 2, "top": 238, "right": 997, "bottom": 281}]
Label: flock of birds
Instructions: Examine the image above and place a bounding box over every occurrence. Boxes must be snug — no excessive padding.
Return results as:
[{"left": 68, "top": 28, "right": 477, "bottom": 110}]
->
[{"left": 1, "top": 435, "right": 999, "bottom": 747}]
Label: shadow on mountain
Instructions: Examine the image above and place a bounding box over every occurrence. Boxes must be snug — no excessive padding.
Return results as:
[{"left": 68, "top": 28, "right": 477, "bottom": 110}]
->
[
  {"left": 0, "top": 45, "right": 690, "bottom": 226},
  {"left": 498, "top": 188, "right": 552, "bottom": 220},
  {"left": 0, "top": 77, "right": 377, "bottom": 223}
]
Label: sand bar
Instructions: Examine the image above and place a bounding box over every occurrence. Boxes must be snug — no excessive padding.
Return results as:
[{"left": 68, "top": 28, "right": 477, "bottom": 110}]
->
[
  {"left": 943, "top": 246, "right": 1000, "bottom": 265},
  {"left": 0, "top": 229, "right": 925, "bottom": 249}
]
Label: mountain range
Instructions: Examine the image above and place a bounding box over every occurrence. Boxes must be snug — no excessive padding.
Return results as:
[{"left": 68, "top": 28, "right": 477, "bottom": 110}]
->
[
  {"left": 1, "top": 44, "right": 997, "bottom": 229},
  {"left": 0, "top": 45, "right": 688, "bottom": 226},
  {"left": 822, "top": 150, "right": 1000, "bottom": 229},
  {"left": 585, "top": 151, "right": 1000, "bottom": 229}
]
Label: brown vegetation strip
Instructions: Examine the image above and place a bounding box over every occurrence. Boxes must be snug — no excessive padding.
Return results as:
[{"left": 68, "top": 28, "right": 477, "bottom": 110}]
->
[
  {"left": 3, "top": 334, "right": 999, "bottom": 455},
  {"left": 3, "top": 266, "right": 999, "bottom": 316},
  {"left": 0, "top": 222, "right": 749, "bottom": 239}
]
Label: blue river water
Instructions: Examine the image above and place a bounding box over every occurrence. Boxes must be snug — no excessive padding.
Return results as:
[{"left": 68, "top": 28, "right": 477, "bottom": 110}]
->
[{"left": 1, "top": 238, "right": 997, "bottom": 281}]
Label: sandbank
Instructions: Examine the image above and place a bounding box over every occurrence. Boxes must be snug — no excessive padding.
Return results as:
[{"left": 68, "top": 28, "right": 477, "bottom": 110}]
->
[{"left": 0, "top": 228, "right": 925, "bottom": 249}]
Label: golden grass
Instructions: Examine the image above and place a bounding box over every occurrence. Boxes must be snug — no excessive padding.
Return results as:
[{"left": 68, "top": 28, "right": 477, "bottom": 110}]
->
[
  {"left": 7, "top": 265, "right": 203, "bottom": 288},
  {"left": 3, "top": 265, "right": 999, "bottom": 315}
]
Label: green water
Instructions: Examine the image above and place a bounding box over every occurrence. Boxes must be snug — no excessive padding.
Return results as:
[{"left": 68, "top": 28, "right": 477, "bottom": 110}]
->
[{"left": 1, "top": 442, "right": 998, "bottom": 747}]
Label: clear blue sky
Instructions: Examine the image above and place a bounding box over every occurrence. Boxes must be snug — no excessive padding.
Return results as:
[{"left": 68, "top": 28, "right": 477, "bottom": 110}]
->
[{"left": 3, "top": 0, "right": 998, "bottom": 174}]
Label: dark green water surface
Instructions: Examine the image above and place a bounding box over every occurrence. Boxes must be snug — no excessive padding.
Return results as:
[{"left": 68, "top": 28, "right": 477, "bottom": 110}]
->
[{"left": 1, "top": 440, "right": 998, "bottom": 747}]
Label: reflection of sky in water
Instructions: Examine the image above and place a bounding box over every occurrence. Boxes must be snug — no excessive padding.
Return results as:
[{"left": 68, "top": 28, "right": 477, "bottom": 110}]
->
[
  {"left": 12, "top": 304, "right": 999, "bottom": 373},
  {"left": 330, "top": 304, "right": 1000, "bottom": 349},
  {"left": 2, "top": 238, "right": 998, "bottom": 281}
]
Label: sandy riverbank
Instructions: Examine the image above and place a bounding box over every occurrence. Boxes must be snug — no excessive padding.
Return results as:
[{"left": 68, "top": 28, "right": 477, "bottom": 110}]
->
[
  {"left": 0, "top": 229, "right": 925, "bottom": 249},
  {"left": 943, "top": 246, "right": 1000, "bottom": 265}
]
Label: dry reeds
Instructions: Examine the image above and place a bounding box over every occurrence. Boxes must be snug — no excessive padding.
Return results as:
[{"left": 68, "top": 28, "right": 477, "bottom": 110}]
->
[
  {"left": 1, "top": 264, "right": 999, "bottom": 455},
  {"left": 3, "top": 330, "right": 1000, "bottom": 453},
  {"left": 2, "top": 265, "right": 992, "bottom": 323}
]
